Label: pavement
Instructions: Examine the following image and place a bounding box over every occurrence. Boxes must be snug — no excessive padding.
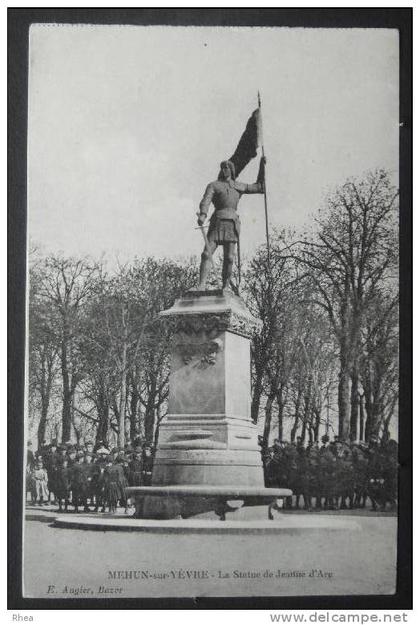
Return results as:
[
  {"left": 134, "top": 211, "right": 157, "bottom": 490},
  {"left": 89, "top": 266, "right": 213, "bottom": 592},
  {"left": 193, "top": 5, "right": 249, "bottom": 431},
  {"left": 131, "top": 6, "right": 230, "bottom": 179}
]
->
[{"left": 23, "top": 505, "right": 397, "bottom": 599}]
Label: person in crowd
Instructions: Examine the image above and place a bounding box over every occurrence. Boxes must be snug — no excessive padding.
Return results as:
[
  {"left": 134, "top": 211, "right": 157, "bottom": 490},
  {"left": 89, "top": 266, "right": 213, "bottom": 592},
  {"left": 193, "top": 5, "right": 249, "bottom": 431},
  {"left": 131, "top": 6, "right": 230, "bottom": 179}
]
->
[
  {"left": 84, "top": 439, "right": 95, "bottom": 456},
  {"left": 55, "top": 456, "right": 71, "bottom": 512},
  {"left": 337, "top": 444, "right": 354, "bottom": 509},
  {"left": 103, "top": 455, "right": 126, "bottom": 514},
  {"left": 115, "top": 451, "right": 129, "bottom": 513},
  {"left": 319, "top": 441, "right": 338, "bottom": 510},
  {"left": 92, "top": 447, "right": 109, "bottom": 513},
  {"left": 67, "top": 445, "right": 77, "bottom": 467},
  {"left": 44, "top": 439, "right": 59, "bottom": 504},
  {"left": 70, "top": 451, "right": 89, "bottom": 513},
  {"left": 306, "top": 441, "right": 320, "bottom": 511},
  {"left": 83, "top": 451, "right": 97, "bottom": 509},
  {"left": 32, "top": 457, "right": 49, "bottom": 505},
  {"left": 26, "top": 442, "right": 36, "bottom": 504},
  {"left": 381, "top": 438, "right": 398, "bottom": 511},
  {"left": 128, "top": 447, "right": 143, "bottom": 486}
]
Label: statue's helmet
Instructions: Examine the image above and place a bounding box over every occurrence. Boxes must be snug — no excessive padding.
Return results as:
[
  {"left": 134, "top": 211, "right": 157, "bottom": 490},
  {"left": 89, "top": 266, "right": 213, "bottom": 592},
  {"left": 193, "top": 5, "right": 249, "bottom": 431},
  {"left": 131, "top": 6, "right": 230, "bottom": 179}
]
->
[{"left": 219, "top": 160, "right": 236, "bottom": 180}]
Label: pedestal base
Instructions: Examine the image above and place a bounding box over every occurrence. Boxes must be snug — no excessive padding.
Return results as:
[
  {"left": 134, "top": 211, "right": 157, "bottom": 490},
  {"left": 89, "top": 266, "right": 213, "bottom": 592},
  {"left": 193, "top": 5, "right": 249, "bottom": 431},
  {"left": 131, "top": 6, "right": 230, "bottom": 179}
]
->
[
  {"left": 127, "top": 486, "right": 292, "bottom": 520},
  {"left": 145, "top": 290, "right": 266, "bottom": 519}
]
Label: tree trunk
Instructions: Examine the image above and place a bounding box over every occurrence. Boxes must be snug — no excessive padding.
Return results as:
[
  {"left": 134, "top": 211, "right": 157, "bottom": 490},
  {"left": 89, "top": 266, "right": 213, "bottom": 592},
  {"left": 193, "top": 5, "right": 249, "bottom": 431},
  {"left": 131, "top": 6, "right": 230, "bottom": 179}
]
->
[
  {"left": 262, "top": 392, "right": 275, "bottom": 450},
  {"left": 95, "top": 387, "right": 109, "bottom": 446},
  {"left": 251, "top": 369, "right": 264, "bottom": 424},
  {"left": 338, "top": 348, "right": 351, "bottom": 441},
  {"left": 382, "top": 393, "right": 398, "bottom": 441},
  {"left": 36, "top": 348, "right": 56, "bottom": 446},
  {"left": 61, "top": 336, "right": 72, "bottom": 443},
  {"left": 359, "top": 393, "right": 364, "bottom": 442},
  {"left": 144, "top": 381, "right": 157, "bottom": 445},
  {"left": 118, "top": 313, "right": 128, "bottom": 448},
  {"left": 129, "top": 384, "right": 139, "bottom": 444},
  {"left": 350, "top": 365, "right": 359, "bottom": 441},
  {"left": 37, "top": 403, "right": 49, "bottom": 448},
  {"left": 276, "top": 392, "right": 284, "bottom": 441},
  {"left": 290, "top": 389, "right": 302, "bottom": 442},
  {"left": 313, "top": 408, "right": 321, "bottom": 442},
  {"left": 300, "top": 420, "right": 306, "bottom": 443}
]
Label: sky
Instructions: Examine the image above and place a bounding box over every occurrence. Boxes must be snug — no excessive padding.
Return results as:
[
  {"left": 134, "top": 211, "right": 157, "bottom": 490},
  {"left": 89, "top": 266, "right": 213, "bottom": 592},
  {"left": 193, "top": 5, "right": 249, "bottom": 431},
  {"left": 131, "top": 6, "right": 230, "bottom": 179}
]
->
[{"left": 28, "top": 25, "right": 399, "bottom": 264}]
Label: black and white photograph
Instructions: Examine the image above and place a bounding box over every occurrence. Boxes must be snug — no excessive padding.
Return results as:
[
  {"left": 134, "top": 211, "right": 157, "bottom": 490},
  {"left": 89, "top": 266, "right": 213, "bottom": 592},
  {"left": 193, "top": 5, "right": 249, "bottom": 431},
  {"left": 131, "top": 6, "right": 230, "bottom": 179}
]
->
[{"left": 8, "top": 8, "right": 412, "bottom": 608}]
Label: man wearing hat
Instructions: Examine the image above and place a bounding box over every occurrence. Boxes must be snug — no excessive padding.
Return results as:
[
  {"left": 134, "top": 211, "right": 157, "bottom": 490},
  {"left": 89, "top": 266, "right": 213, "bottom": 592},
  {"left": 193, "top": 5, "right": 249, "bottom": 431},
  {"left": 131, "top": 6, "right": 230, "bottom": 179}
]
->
[
  {"left": 70, "top": 451, "right": 89, "bottom": 513},
  {"left": 57, "top": 443, "right": 67, "bottom": 462},
  {"left": 196, "top": 157, "right": 266, "bottom": 290},
  {"left": 83, "top": 451, "right": 98, "bottom": 509},
  {"left": 320, "top": 434, "right": 330, "bottom": 455},
  {"left": 142, "top": 445, "right": 154, "bottom": 486},
  {"left": 84, "top": 439, "right": 95, "bottom": 455},
  {"left": 44, "top": 439, "right": 59, "bottom": 504},
  {"left": 92, "top": 447, "right": 109, "bottom": 513},
  {"left": 128, "top": 447, "right": 143, "bottom": 487},
  {"left": 67, "top": 445, "right": 77, "bottom": 467},
  {"left": 103, "top": 454, "right": 127, "bottom": 513},
  {"left": 55, "top": 455, "right": 71, "bottom": 512}
]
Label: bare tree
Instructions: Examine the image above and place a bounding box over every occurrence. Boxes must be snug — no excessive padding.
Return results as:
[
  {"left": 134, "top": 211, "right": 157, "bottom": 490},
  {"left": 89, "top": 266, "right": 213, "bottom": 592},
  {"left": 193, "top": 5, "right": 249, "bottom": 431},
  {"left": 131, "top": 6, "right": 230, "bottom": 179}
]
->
[
  {"left": 34, "top": 255, "right": 98, "bottom": 442},
  {"left": 293, "top": 170, "right": 398, "bottom": 440}
]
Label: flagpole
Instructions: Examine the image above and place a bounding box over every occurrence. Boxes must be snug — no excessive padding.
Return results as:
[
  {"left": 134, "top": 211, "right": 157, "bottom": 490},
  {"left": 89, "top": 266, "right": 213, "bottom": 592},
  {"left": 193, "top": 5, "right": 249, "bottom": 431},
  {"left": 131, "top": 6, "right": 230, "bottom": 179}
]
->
[{"left": 258, "top": 91, "right": 271, "bottom": 272}]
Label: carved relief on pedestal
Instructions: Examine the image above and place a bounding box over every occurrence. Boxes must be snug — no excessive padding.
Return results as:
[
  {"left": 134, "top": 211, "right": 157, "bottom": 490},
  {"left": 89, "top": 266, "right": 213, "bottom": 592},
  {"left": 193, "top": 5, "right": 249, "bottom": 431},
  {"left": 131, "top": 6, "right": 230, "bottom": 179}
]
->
[
  {"left": 175, "top": 337, "right": 223, "bottom": 367},
  {"left": 161, "top": 310, "right": 261, "bottom": 340}
]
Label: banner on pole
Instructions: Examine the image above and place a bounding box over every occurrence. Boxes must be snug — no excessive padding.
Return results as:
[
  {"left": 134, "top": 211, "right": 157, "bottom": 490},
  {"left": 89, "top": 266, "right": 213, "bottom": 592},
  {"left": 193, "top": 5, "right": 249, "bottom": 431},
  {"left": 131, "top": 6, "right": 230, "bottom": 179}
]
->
[{"left": 228, "top": 108, "right": 263, "bottom": 178}]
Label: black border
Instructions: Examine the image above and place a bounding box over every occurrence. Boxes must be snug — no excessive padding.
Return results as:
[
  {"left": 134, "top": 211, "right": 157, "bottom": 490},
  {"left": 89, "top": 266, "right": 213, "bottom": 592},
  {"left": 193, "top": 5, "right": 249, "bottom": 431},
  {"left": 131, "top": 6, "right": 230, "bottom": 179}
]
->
[{"left": 8, "top": 7, "right": 412, "bottom": 611}]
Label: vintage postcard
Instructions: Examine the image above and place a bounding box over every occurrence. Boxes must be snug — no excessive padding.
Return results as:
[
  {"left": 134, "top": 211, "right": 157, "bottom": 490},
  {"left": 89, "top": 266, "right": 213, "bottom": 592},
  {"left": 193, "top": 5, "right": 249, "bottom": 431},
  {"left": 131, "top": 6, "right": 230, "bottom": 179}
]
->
[{"left": 16, "top": 15, "right": 408, "bottom": 604}]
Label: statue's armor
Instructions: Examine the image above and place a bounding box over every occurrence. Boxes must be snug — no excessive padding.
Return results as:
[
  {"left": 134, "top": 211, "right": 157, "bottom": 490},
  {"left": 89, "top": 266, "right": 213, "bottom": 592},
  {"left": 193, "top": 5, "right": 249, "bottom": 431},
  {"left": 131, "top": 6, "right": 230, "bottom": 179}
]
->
[{"left": 199, "top": 179, "right": 262, "bottom": 243}]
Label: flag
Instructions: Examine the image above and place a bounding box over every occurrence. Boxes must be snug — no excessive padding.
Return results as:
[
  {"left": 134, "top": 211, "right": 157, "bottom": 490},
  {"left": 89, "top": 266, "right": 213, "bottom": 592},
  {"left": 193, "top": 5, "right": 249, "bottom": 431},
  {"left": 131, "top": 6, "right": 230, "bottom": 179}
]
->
[{"left": 228, "top": 108, "right": 263, "bottom": 178}]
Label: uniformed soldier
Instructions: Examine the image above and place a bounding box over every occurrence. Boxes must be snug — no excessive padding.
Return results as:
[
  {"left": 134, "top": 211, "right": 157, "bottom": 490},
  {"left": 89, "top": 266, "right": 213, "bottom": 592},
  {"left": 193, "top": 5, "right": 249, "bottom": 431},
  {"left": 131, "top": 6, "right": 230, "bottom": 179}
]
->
[
  {"left": 306, "top": 441, "right": 321, "bottom": 511},
  {"left": 275, "top": 440, "right": 290, "bottom": 490},
  {"left": 103, "top": 455, "right": 127, "bottom": 513},
  {"left": 57, "top": 443, "right": 67, "bottom": 464},
  {"left": 92, "top": 447, "right": 109, "bottom": 512},
  {"left": 55, "top": 456, "right": 71, "bottom": 512},
  {"left": 70, "top": 451, "right": 89, "bottom": 513},
  {"left": 293, "top": 438, "right": 307, "bottom": 509},
  {"left": 353, "top": 442, "right": 369, "bottom": 508},
  {"left": 128, "top": 447, "right": 143, "bottom": 486},
  {"left": 67, "top": 445, "right": 77, "bottom": 467},
  {"left": 83, "top": 451, "right": 97, "bottom": 509},
  {"left": 367, "top": 437, "right": 385, "bottom": 511},
  {"left": 118, "top": 452, "right": 130, "bottom": 512},
  {"left": 338, "top": 445, "right": 354, "bottom": 509},
  {"left": 319, "top": 443, "right": 337, "bottom": 509},
  {"left": 264, "top": 439, "right": 279, "bottom": 488}
]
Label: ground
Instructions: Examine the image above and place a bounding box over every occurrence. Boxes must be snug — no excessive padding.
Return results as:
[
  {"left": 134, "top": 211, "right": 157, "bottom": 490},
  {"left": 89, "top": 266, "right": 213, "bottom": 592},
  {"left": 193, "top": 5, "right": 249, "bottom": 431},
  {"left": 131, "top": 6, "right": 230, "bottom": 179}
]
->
[{"left": 23, "top": 505, "right": 397, "bottom": 599}]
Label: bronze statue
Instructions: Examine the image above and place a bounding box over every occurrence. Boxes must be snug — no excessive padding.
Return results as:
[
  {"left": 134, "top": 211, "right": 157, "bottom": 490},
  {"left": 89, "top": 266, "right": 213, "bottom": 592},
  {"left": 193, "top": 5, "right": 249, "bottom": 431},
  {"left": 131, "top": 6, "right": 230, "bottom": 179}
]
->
[{"left": 196, "top": 157, "right": 266, "bottom": 290}]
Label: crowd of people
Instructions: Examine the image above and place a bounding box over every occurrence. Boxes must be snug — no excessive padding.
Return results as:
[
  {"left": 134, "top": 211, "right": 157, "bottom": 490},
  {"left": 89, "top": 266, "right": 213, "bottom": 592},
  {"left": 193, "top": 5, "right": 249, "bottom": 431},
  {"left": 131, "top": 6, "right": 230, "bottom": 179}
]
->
[
  {"left": 260, "top": 434, "right": 398, "bottom": 512},
  {"left": 26, "top": 433, "right": 398, "bottom": 515},
  {"left": 26, "top": 439, "right": 154, "bottom": 513}
]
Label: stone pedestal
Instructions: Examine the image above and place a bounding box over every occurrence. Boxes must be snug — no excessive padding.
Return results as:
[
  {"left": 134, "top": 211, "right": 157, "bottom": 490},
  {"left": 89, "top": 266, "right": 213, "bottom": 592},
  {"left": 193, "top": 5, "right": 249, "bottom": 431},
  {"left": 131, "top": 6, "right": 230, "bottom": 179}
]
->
[{"left": 141, "top": 290, "right": 263, "bottom": 519}]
